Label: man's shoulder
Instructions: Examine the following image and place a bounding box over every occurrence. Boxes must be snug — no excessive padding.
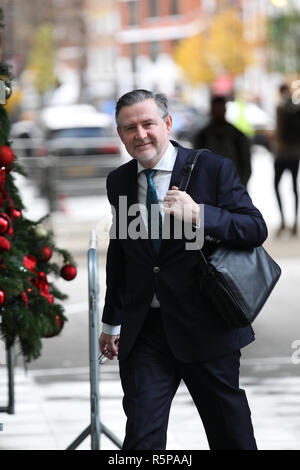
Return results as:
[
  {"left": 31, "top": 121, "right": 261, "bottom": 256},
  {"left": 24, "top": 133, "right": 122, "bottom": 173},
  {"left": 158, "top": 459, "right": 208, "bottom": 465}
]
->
[
  {"left": 278, "top": 98, "right": 300, "bottom": 113},
  {"left": 188, "top": 146, "right": 238, "bottom": 183},
  {"left": 192, "top": 145, "right": 230, "bottom": 169},
  {"left": 172, "top": 138, "right": 227, "bottom": 165},
  {"left": 107, "top": 158, "right": 136, "bottom": 185}
]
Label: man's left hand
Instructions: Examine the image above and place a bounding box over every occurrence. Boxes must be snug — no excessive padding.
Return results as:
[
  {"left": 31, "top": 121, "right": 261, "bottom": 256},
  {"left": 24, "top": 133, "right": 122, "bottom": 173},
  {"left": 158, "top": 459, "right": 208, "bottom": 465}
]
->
[{"left": 163, "top": 186, "right": 200, "bottom": 225}]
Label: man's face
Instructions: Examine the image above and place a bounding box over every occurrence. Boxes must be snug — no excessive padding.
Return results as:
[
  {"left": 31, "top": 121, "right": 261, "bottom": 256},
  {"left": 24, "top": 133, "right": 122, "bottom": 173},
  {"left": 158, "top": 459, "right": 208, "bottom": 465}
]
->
[{"left": 117, "top": 99, "right": 172, "bottom": 168}]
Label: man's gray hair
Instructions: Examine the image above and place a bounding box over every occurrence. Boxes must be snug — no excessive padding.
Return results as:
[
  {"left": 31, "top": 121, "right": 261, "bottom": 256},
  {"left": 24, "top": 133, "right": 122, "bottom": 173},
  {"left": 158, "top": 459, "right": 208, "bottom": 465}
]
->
[{"left": 115, "top": 89, "right": 169, "bottom": 126}]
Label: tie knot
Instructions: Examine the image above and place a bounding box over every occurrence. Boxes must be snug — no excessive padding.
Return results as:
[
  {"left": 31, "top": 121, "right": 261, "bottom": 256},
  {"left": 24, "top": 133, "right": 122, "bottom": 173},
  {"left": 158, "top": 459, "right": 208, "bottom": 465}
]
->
[{"left": 143, "top": 169, "right": 157, "bottom": 182}]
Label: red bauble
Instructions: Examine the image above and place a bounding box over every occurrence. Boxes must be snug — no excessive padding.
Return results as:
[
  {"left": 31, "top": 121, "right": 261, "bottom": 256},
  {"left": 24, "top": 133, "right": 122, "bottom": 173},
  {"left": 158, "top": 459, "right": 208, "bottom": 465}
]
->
[
  {"left": 7, "top": 226, "right": 13, "bottom": 237},
  {"left": 0, "top": 236, "right": 11, "bottom": 252},
  {"left": 61, "top": 264, "right": 77, "bottom": 281},
  {"left": 39, "top": 246, "right": 53, "bottom": 262},
  {"left": 0, "top": 145, "right": 14, "bottom": 167},
  {"left": 0, "top": 289, "right": 5, "bottom": 305},
  {"left": 23, "top": 254, "right": 38, "bottom": 271},
  {"left": 0, "top": 213, "right": 11, "bottom": 235},
  {"left": 42, "top": 315, "right": 64, "bottom": 338},
  {"left": 12, "top": 208, "right": 22, "bottom": 219}
]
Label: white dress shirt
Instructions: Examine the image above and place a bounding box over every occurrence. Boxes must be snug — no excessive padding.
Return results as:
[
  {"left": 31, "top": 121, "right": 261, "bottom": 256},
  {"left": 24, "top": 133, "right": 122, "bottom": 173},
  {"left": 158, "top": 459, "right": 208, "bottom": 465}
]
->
[{"left": 102, "top": 142, "right": 178, "bottom": 335}]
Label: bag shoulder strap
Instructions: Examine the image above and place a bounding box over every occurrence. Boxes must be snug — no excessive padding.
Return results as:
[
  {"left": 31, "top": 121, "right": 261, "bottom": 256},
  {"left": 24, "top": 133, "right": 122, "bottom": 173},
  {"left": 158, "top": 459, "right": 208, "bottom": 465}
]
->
[
  {"left": 178, "top": 148, "right": 206, "bottom": 192},
  {"left": 178, "top": 148, "right": 211, "bottom": 272}
]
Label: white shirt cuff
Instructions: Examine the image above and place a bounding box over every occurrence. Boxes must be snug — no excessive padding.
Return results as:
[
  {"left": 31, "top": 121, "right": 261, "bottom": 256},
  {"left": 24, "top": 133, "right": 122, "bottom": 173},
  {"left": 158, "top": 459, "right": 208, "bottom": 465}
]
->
[{"left": 102, "top": 323, "right": 121, "bottom": 335}]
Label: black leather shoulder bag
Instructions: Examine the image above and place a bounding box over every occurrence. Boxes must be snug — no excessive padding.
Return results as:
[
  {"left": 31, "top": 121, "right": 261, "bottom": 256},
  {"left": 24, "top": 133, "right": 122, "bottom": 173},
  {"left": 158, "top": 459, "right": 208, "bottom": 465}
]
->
[{"left": 179, "top": 149, "right": 282, "bottom": 328}]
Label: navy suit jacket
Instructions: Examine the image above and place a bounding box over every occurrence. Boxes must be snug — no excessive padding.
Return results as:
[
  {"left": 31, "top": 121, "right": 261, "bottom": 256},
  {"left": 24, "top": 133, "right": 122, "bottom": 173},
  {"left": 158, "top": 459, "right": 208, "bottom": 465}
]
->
[{"left": 102, "top": 141, "right": 268, "bottom": 363}]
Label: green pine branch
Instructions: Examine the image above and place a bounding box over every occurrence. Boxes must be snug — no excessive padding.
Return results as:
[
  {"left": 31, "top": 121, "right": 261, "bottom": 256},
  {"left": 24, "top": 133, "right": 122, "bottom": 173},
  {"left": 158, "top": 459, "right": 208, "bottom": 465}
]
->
[{"left": 0, "top": 9, "right": 76, "bottom": 363}]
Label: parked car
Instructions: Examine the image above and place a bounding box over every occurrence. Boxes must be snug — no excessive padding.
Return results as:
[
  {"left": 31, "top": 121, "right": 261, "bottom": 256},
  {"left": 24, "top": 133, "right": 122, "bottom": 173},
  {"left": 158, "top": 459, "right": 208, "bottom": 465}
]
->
[
  {"left": 38, "top": 104, "right": 120, "bottom": 157},
  {"left": 10, "top": 119, "right": 44, "bottom": 157},
  {"left": 10, "top": 104, "right": 123, "bottom": 198}
]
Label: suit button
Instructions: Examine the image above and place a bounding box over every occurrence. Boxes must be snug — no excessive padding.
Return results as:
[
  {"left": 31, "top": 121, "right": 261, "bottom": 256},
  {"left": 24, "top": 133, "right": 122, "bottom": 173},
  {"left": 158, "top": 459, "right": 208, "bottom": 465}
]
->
[{"left": 153, "top": 266, "right": 160, "bottom": 273}]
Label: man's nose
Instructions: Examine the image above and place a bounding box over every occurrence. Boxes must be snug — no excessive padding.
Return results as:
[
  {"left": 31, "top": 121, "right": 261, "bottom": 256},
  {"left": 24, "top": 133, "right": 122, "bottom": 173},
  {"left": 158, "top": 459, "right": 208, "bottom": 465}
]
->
[{"left": 135, "top": 125, "right": 147, "bottom": 140}]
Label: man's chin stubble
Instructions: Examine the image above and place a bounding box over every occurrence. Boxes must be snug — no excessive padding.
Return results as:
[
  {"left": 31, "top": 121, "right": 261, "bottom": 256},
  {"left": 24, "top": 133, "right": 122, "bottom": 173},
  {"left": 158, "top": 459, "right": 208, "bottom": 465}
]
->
[{"left": 134, "top": 152, "right": 157, "bottom": 165}]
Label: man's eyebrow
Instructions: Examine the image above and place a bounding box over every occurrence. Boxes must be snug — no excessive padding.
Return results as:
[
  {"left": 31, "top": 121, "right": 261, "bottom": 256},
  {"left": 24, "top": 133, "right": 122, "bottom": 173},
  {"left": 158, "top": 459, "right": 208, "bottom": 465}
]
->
[{"left": 123, "top": 118, "right": 156, "bottom": 128}]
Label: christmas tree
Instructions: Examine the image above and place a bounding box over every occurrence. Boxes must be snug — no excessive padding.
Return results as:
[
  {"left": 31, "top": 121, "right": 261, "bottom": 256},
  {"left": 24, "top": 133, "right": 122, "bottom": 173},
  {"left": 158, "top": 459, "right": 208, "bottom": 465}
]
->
[{"left": 0, "top": 9, "right": 77, "bottom": 362}]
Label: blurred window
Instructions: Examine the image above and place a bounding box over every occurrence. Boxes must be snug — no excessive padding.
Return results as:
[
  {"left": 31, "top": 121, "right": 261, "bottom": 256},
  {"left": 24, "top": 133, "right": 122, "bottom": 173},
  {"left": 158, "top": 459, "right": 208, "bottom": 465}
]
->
[
  {"left": 47, "top": 127, "right": 113, "bottom": 139},
  {"left": 129, "top": 0, "right": 138, "bottom": 26},
  {"left": 172, "top": 39, "right": 180, "bottom": 49},
  {"left": 150, "top": 41, "right": 160, "bottom": 61},
  {"left": 131, "top": 43, "right": 138, "bottom": 73},
  {"left": 171, "top": 0, "right": 179, "bottom": 15},
  {"left": 149, "top": 0, "right": 158, "bottom": 18}
]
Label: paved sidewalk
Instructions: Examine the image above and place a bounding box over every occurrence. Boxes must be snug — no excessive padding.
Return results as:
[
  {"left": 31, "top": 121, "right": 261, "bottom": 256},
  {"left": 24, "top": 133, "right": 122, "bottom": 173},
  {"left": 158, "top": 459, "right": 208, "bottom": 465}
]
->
[{"left": 1, "top": 357, "right": 300, "bottom": 451}]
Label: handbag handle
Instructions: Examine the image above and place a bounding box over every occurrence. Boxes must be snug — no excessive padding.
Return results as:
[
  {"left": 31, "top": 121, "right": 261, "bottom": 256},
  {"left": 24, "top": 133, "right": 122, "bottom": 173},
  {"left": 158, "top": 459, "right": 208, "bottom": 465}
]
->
[
  {"left": 178, "top": 148, "right": 213, "bottom": 275},
  {"left": 178, "top": 149, "right": 204, "bottom": 192}
]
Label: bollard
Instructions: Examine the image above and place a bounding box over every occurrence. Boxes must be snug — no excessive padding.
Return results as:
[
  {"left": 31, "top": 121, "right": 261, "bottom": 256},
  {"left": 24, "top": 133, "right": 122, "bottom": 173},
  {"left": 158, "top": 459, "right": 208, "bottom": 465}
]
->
[
  {"left": 0, "top": 344, "right": 15, "bottom": 415},
  {"left": 66, "top": 231, "right": 122, "bottom": 450},
  {"left": 88, "top": 230, "right": 101, "bottom": 450}
]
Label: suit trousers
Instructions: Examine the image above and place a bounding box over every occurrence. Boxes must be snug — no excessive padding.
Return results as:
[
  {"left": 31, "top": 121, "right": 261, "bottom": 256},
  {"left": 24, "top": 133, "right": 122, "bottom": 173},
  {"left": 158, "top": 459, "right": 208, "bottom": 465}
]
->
[{"left": 119, "top": 308, "right": 257, "bottom": 450}]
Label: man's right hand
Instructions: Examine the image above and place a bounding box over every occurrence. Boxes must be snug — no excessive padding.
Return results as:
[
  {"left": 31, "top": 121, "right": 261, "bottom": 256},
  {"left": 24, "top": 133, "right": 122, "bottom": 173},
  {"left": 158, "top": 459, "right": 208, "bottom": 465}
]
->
[{"left": 99, "top": 332, "right": 120, "bottom": 360}]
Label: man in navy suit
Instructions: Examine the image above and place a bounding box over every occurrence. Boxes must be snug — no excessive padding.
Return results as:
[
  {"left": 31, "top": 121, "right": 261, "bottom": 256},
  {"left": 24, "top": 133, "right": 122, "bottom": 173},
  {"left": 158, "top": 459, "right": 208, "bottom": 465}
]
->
[{"left": 99, "top": 89, "right": 267, "bottom": 450}]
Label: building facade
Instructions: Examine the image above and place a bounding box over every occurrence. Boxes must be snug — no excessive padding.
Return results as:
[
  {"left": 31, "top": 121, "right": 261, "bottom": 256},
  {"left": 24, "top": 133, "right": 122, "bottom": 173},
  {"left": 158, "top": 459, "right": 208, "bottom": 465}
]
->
[{"left": 116, "top": 0, "right": 208, "bottom": 96}]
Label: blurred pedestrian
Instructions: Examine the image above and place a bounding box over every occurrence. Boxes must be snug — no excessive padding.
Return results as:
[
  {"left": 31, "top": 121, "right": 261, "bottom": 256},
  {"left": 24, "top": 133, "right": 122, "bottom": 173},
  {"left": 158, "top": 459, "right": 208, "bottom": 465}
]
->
[
  {"left": 193, "top": 96, "right": 252, "bottom": 187},
  {"left": 273, "top": 83, "right": 300, "bottom": 236},
  {"left": 99, "top": 89, "right": 267, "bottom": 450}
]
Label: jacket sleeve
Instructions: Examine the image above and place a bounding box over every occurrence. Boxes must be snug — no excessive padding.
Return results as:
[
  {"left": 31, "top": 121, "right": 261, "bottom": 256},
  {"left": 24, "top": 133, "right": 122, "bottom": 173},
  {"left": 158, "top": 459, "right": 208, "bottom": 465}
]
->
[
  {"left": 204, "top": 156, "right": 268, "bottom": 248},
  {"left": 101, "top": 173, "right": 125, "bottom": 327}
]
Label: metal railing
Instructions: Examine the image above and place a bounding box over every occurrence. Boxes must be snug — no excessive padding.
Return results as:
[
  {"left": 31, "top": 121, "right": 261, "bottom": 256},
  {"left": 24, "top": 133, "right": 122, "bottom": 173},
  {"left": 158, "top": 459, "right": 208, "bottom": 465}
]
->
[
  {"left": 17, "top": 155, "right": 122, "bottom": 198},
  {"left": 11, "top": 137, "right": 124, "bottom": 203},
  {"left": 66, "top": 230, "right": 122, "bottom": 450},
  {"left": 0, "top": 344, "right": 15, "bottom": 419}
]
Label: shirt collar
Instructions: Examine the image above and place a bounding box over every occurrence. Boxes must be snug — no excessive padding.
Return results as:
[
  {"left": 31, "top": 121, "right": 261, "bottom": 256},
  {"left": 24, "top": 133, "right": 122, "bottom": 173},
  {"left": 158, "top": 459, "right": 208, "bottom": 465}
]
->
[{"left": 137, "top": 142, "right": 177, "bottom": 174}]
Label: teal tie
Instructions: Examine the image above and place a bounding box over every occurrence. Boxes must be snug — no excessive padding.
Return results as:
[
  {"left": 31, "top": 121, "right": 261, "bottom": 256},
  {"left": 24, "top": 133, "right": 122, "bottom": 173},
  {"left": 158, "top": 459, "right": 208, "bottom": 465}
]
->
[{"left": 144, "top": 169, "right": 162, "bottom": 256}]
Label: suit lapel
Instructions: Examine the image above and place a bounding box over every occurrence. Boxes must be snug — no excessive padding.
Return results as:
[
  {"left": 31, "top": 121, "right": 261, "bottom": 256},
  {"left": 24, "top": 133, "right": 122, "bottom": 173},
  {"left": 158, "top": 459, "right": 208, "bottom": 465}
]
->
[
  {"left": 124, "top": 159, "right": 138, "bottom": 207},
  {"left": 168, "top": 140, "right": 190, "bottom": 190}
]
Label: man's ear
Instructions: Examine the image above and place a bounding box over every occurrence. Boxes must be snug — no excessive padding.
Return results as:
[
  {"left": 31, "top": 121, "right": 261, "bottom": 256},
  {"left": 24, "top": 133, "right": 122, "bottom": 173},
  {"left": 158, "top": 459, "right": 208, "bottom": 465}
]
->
[
  {"left": 166, "top": 114, "right": 172, "bottom": 134},
  {"left": 117, "top": 126, "right": 123, "bottom": 142}
]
